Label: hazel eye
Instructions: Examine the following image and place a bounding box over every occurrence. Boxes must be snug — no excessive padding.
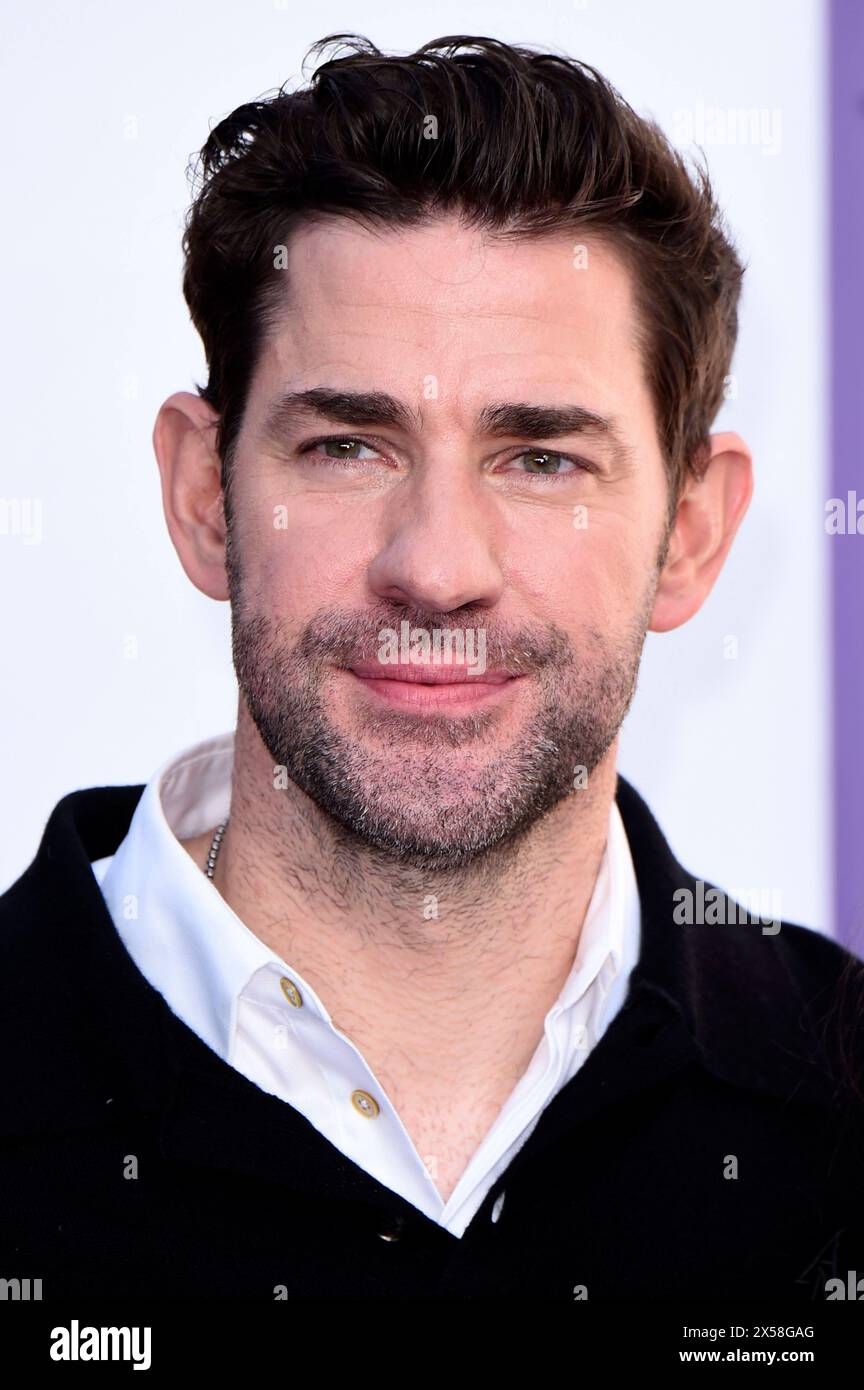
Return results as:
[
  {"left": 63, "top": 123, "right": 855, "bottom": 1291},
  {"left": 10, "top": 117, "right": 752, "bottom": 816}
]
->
[
  {"left": 510, "top": 450, "right": 584, "bottom": 476},
  {"left": 316, "top": 437, "right": 379, "bottom": 461}
]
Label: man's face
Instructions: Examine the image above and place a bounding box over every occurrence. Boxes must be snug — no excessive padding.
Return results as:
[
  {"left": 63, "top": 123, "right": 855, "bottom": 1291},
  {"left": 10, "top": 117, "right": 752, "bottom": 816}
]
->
[{"left": 225, "top": 215, "right": 671, "bottom": 870}]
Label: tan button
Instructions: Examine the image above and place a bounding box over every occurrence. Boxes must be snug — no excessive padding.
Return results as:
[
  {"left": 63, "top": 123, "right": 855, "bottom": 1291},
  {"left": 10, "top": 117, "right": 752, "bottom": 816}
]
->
[
  {"left": 351, "top": 1089, "right": 380, "bottom": 1118},
  {"left": 279, "top": 976, "right": 303, "bottom": 1008},
  {"left": 378, "top": 1216, "right": 405, "bottom": 1241}
]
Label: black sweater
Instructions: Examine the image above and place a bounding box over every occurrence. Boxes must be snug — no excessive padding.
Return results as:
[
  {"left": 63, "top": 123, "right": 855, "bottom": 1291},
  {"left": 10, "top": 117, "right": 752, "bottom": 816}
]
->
[{"left": 2, "top": 774, "right": 863, "bottom": 1300}]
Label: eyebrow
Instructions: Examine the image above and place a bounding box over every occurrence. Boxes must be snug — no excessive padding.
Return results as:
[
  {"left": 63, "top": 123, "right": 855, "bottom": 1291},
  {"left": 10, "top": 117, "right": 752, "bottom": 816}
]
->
[{"left": 260, "top": 387, "right": 633, "bottom": 466}]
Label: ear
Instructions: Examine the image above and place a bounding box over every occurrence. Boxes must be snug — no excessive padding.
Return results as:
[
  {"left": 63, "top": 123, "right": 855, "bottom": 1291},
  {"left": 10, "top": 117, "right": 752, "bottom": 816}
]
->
[
  {"left": 649, "top": 431, "right": 753, "bottom": 633},
  {"left": 152, "top": 391, "right": 229, "bottom": 601}
]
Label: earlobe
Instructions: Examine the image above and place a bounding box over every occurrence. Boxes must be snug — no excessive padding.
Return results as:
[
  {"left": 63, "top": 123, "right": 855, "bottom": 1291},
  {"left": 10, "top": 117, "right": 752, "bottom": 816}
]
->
[{"left": 152, "top": 391, "right": 230, "bottom": 602}]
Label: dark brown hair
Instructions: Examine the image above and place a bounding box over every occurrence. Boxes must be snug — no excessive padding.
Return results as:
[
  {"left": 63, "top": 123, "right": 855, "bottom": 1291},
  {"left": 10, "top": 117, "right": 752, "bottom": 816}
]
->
[{"left": 181, "top": 32, "right": 746, "bottom": 529}]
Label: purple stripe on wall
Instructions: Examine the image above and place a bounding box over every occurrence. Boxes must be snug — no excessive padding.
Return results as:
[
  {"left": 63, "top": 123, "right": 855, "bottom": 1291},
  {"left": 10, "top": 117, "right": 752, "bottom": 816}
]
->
[{"left": 831, "top": 0, "right": 864, "bottom": 952}]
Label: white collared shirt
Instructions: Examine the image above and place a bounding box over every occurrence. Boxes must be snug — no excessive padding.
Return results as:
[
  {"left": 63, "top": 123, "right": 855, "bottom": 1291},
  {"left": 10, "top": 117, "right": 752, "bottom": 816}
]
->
[{"left": 90, "top": 731, "right": 641, "bottom": 1238}]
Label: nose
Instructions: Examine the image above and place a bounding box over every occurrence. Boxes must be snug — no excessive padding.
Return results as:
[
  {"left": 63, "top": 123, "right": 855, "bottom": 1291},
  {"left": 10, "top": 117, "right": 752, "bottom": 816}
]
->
[{"left": 365, "top": 461, "right": 505, "bottom": 614}]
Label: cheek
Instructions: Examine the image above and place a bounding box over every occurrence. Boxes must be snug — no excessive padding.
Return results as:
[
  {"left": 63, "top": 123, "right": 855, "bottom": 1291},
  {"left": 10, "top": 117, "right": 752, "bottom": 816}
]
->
[
  {"left": 251, "top": 512, "right": 372, "bottom": 615},
  {"left": 523, "top": 515, "right": 655, "bottom": 634}
]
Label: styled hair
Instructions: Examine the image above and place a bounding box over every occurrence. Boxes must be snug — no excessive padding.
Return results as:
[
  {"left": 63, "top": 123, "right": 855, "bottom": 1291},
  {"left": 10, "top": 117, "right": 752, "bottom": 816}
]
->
[{"left": 181, "top": 32, "right": 746, "bottom": 529}]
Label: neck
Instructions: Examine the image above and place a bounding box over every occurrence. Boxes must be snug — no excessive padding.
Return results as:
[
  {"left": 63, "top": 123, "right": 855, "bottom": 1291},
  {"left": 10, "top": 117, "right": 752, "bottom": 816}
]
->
[{"left": 197, "top": 710, "right": 619, "bottom": 1105}]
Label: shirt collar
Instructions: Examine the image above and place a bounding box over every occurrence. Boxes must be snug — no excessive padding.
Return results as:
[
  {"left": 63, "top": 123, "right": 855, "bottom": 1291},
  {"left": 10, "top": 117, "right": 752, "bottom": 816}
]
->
[
  {"left": 1, "top": 766, "right": 850, "bottom": 1145},
  {"left": 97, "top": 732, "right": 293, "bottom": 1060},
  {"left": 96, "top": 731, "right": 638, "bottom": 1056}
]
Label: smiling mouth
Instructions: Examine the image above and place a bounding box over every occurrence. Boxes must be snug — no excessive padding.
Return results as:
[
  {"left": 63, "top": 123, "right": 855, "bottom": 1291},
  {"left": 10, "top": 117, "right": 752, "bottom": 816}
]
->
[{"left": 343, "top": 661, "right": 525, "bottom": 710}]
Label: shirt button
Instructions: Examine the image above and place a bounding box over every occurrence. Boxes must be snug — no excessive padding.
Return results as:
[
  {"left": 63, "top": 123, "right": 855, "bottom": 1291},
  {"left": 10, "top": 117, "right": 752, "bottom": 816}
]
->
[
  {"left": 279, "top": 977, "right": 303, "bottom": 1008},
  {"left": 491, "top": 1191, "right": 506, "bottom": 1223},
  {"left": 351, "top": 1089, "right": 380, "bottom": 1118},
  {"left": 377, "top": 1216, "right": 405, "bottom": 1242}
]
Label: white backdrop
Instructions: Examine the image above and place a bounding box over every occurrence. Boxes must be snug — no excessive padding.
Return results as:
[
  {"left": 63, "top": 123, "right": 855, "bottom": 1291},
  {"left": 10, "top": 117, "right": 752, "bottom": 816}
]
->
[{"left": 0, "top": 0, "right": 830, "bottom": 934}]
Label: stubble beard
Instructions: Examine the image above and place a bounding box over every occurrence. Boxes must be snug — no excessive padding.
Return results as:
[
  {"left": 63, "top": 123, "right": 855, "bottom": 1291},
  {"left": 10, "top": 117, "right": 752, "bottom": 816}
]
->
[{"left": 225, "top": 518, "right": 666, "bottom": 873}]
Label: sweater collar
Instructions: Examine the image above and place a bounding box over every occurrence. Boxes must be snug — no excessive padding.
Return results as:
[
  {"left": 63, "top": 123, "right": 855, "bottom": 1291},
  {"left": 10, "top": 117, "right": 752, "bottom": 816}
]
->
[{"left": 0, "top": 770, "right": 845, "bottom": 1155}]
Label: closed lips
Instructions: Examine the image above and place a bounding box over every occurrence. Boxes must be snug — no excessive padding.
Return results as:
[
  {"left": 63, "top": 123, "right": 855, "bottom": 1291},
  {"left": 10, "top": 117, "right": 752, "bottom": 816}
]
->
[{"left": 347, "top": 663, "right": 512, "bottom": 684}]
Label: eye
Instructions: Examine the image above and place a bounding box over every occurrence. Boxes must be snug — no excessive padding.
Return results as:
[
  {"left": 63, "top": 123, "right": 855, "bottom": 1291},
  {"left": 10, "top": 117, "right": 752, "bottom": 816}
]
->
[
  {"left": 299, "top": 436, "right": 382, "bottom": 463},
  {"left": 506, "top": 450, "right": 589, "bottom": 478}
]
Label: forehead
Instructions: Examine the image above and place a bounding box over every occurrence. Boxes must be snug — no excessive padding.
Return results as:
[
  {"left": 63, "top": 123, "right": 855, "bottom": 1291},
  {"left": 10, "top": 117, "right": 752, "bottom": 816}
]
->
[{"left": 251, "top": 213, "right": 651, "bottom": 429}]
